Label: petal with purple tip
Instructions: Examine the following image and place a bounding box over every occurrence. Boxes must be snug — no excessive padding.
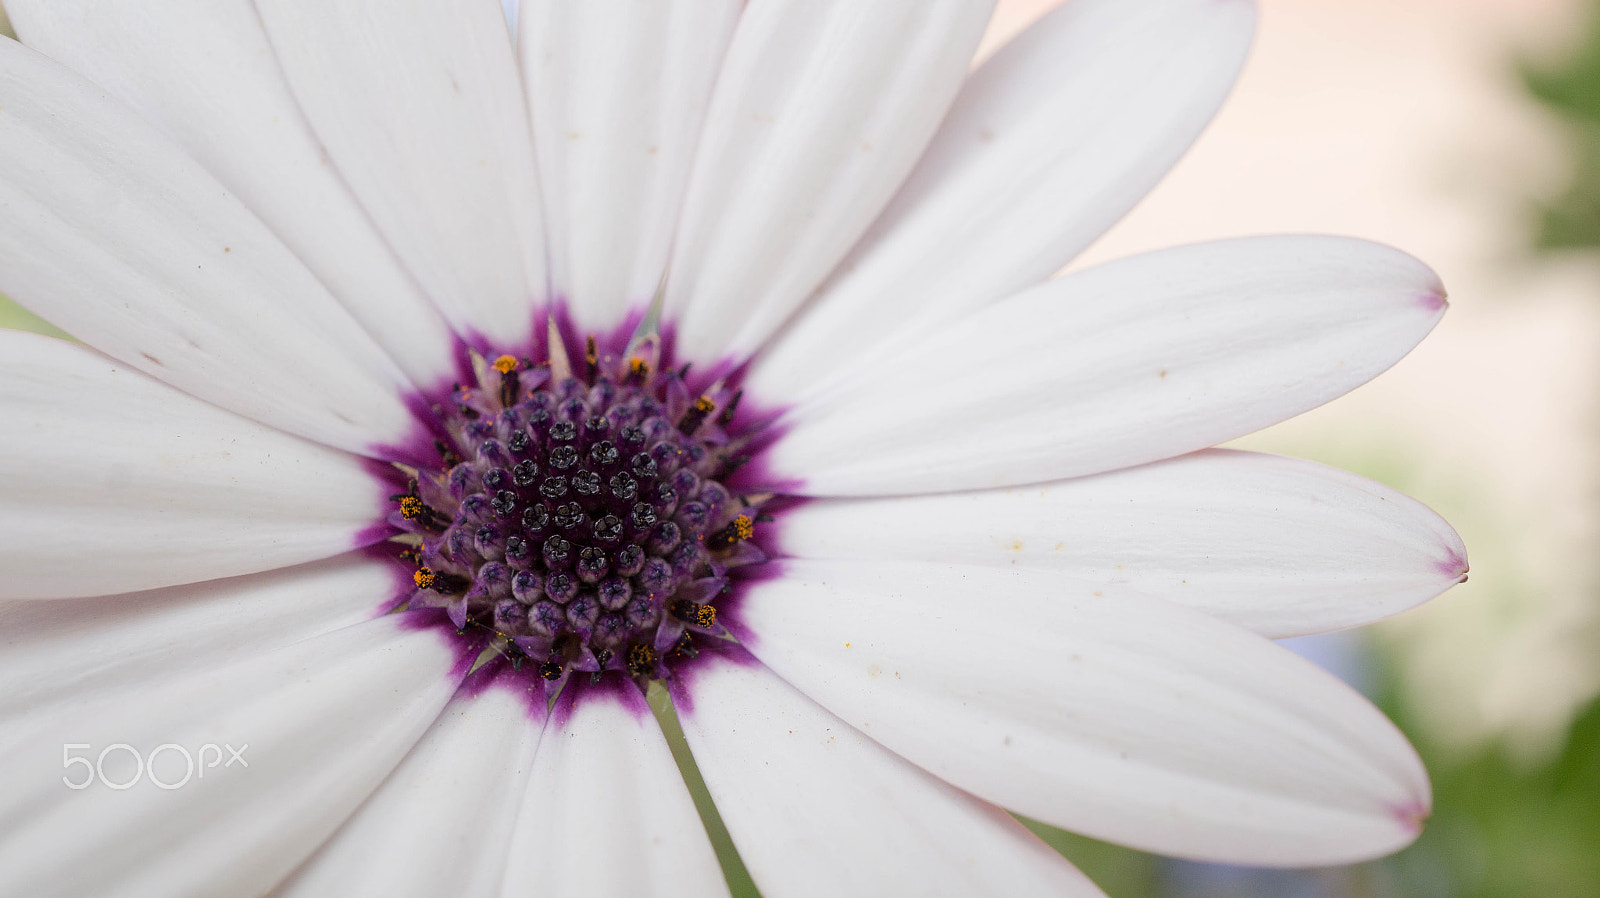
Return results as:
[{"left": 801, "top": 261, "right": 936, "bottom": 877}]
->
[
  {"left": 776, "top": 449, "right": 1467, "bottom": 637},
  {"left": 747, "top": 0, "right": 1257, "bottom": 401},
  {"left": 767, "top": 236, "right": 1446, "bottom": 495},
  {"left": 733, "top": 559, "right": 1432, "bottom": 867}
]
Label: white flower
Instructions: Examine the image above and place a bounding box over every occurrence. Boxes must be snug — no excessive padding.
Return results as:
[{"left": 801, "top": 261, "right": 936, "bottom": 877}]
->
[{"left": 0, "top": 1, "right": 1467, "bottom": 896}]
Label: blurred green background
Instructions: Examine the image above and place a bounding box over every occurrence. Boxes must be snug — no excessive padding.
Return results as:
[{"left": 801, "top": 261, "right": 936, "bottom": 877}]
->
[{"left": 2, "top": 1, "right": 1597, "bottom": 895}]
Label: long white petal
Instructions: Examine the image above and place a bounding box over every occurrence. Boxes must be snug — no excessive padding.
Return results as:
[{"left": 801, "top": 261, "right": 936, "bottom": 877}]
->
[
  {"left": 254, "top": 0, "right": 547, "bottom": 346},
  {"left": 6, "top": 0, "right": 460, "bottom": 388},
  {"left": 0, "top": 333, "right": 387, "bottom": 600},
  {"left": 776, "top": 449, "right": 1467, "bottom": 637},
  {"left": 766, "top": 236, "right": 1445, "bottom": 495},
  {"left": 499, "top": 684, "right": 728, "bottom": 898},
  {"left": 674, "top": 653, "right": 1106, "bottom": 898},
  {"left": 662, "top": 0, "right": 995, "bottom": 364},
  {"left": 0, "top": 613, "right": 463, "bottom": 898},
  {"left": 747, "top": 0, "right": 1256, "bottom": 400},
  {"left": 0, "top": 39, "right": 418, "bottom": 453},
  {"left": 734, "top": 559, "right": 1431, "bottom": 867},
  {"left": 0, "top": 553, "right": 398, "bottom": 727},
  {"left": 520, "top": 0, "right": 740, "bottom": 333},
  {"left": 279, "top": 678, "right": 545, "bottom": 898}
]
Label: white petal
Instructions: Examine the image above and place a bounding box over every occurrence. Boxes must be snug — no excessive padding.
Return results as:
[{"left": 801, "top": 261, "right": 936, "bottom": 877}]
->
[
  {"left": 734, "top": 559, "right": 1432, "bottom": 866},
  {"left": 776, "top": 449, "right": 1467, "bottom": 637},
  {"left": 499, "top": 684, "right": 728, "bottom": 898},
  {"left": 766, "top": 236, "right": 1446, "bottom": 495},
  {"left": 662, "top": 0, "right": 995, "bottom": 364},
  {"left": 674, "top": 653, "right": 1105, "bottom": 898},
  {"left": 520, "top": 0, "right": 740, "bottom": 333},
  {"left": 747, "top": 0, "right": 1256, "bottom": 400},
  {"left": 279, "top": 678, "right": 545, "bottom": 898},
  {"left": 7, "top": 0, "right": 460, "bottom": 388},
  {"left": 0, "top": 333, "right": 387, "bottom": 600},
  {"left": 0, "top": 553, "right": 399, "bottom": 727},
  {"left": 0, "top": 613, "right": 463, "bottom": 898},
  {"left": 254, "top": 0, "right": 547, "bottom": 347},
  {"left": 0, "top": 40, "right": 418, "bottom": 453}
]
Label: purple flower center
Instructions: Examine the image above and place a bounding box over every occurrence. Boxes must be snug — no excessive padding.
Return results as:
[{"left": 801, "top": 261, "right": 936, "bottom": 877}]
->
[{"left": 386, "top": 333, "right": 769, "bottom": 688}]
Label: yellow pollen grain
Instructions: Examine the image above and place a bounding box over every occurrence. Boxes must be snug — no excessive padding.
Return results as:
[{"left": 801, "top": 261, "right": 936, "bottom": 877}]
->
[
  {"left": 694, "top": 395, "right": 715, "bottom": 413},
  {"left": 628, "top": 643, "right": 658, "bottom": 672},
  {"left": 399, "top": 496, "right": 424, "bottom": 519},
  {"left": 733, "top": 515, "right": 754, "bottom": 541},
  {"left": 413, "top": 567, "right": 436, "bottom": 589},
  {"left": 492, "top": 354, "right": 518, "bottom": 374}
]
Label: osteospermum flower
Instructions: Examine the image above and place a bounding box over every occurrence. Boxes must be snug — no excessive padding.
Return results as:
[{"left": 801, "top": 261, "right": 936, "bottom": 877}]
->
[{"left": 0, "top": 0, "right": 1469, "bottom": 895}]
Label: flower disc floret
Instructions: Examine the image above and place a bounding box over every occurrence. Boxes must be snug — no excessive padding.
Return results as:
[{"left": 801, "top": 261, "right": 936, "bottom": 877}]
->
[{"left": 388, "top": 336, "right": 766, "bottom": 686}]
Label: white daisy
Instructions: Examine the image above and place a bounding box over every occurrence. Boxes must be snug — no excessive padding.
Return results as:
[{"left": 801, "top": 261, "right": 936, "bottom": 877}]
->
[{"left": 0, "top": 1, "right": 1467, "bottom": 896}]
